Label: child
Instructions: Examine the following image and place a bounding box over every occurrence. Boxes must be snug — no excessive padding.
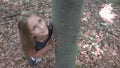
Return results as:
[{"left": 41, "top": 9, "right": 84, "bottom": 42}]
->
[{"left": 17, "top": 11, "right": 55, "bottom": 68}]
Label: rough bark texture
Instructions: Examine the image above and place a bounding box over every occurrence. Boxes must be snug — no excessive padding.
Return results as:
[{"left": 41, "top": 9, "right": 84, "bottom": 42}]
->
[{"left": 52, "top": 0, "right": 84, "bottom": 68}]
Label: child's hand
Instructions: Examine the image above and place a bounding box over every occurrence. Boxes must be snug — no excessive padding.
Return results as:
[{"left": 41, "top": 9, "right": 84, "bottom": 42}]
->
[{"left": 47, "top": 34, "right": 56, "bottom": 46}]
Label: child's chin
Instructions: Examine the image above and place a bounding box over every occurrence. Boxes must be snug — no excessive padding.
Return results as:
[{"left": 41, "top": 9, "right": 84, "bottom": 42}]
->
[
  {"left": 44, "top": 32, "right": 49, "bottom": 35},
  {"left": 39, "top": 33, "right": 48, "bottom": 37}
]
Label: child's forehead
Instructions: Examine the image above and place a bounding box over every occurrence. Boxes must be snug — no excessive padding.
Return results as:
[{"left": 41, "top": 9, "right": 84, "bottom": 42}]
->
[
  {"left": 30, "top": 15, "right": 40, "bottom": 19},
  {"left": 28, "top": 15, "right": 40, "bottom": 22}
]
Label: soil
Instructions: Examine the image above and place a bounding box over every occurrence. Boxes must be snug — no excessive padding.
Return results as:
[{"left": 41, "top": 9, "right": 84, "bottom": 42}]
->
[{"left": 0, "top": 0, "right": 120, "bottom": 68}]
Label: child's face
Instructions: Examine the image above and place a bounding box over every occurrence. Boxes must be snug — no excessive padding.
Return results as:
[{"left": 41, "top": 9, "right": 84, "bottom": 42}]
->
[{"left": 27, "top": 15, "right": 48, "bottom": 38}]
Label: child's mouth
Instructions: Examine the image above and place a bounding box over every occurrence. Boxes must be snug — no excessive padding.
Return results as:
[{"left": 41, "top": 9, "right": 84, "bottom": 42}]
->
[{"left": 40, "top": 30, "right": 44, "bottom": 33}]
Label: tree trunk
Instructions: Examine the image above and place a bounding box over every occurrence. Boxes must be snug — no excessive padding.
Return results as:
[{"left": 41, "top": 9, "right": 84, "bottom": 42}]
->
[{"left": 52, "top": 0, "right": 84, "bottom": 68}]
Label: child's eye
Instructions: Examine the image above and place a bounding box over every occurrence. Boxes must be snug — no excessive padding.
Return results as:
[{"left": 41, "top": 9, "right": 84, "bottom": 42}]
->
[
  {"left": 38, "top": 19, "right": 42, "bottom": 24},
  {"left": 38, "top": 19, "right": 42, "bottom": 22},
  {"left": 33, "top": 26, "right": 37, "bottom": 31}
]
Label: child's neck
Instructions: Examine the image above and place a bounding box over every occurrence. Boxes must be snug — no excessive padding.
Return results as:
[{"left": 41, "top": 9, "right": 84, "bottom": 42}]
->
[{"left": 36, "top": 35, "right": 48, "bottom": 42}]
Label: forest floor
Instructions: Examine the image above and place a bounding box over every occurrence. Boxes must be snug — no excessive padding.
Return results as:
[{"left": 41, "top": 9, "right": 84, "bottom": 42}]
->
[{"left": 0, "top": 0, "right": 120, "bottom": 68}]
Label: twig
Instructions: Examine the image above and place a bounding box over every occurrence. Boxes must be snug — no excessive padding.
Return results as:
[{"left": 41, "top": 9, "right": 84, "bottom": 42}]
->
[
  {"left": 0, "top": 11, "right": 21, "bottom": 22},
  {"left": 1, "top": 12, "right": 21, "bottom": 19}
]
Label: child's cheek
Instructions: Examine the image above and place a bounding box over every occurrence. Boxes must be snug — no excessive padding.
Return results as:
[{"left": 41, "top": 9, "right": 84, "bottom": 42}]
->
[{"left": 33, "top": 29, "right": 40, "bottom": 36}]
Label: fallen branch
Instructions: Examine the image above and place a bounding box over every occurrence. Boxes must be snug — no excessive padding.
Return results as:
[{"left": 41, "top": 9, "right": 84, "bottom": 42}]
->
[
  {"left": 0, "top": 11, "right": 21, "bottom": 22},
  {"left": 1, "top": 11, "right": 21, "bottom": 19}
]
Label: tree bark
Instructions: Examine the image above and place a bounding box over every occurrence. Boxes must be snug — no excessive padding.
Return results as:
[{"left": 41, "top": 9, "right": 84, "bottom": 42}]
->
[{"left": 52, "top": 0, "right": 84, "bottom": 68}]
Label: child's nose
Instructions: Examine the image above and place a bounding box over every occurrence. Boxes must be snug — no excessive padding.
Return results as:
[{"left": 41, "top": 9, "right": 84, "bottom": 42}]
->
[{"left": 39, "top": 25, "right": 44, "bottom": 30}]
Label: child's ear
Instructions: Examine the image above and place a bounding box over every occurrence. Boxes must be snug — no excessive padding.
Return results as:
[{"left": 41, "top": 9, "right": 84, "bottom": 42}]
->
[
  {"left": 45, "top": 18, "right": 50, "bottom": 26},
  {"left": 45, "top": 18, "right": 53, "bottom": 30}
]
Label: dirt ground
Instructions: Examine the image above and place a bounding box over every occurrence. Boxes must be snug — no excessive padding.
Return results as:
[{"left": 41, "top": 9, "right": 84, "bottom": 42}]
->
[{"left": 0, "top": 0, "right": 120, "bottom": 68}]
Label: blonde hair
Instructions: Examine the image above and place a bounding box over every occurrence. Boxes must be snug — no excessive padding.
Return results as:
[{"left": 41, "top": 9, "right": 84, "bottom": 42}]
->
[{"left": 18, "top": 11, "right": 37, "bottom": 57}]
